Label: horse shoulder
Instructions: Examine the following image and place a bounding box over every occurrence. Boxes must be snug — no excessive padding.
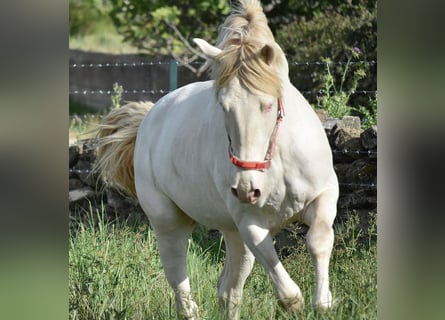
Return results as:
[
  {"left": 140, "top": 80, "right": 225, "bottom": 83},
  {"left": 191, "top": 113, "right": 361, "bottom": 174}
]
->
[{"left": 278, "top": 86, "right": 337, "bottom": 200}]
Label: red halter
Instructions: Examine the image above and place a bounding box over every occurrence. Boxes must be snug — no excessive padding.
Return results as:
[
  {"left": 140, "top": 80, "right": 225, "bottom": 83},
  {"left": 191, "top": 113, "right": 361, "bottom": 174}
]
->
[{"left": 228, "top": 98, "right": 284, "bottom": 170}]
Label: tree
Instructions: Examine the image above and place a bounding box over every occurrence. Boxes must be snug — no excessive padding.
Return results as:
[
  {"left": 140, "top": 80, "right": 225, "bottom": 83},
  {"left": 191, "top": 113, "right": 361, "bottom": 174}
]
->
[
  {"left": 108, "top": 0, "right": 230, "bottom": 73},
  {"left": 273, "top": 0, "right": 377, "bottom": 108},
  {"left": 70, "top": 0, "right": 112, "bottom": 36},
  {"left": 108, "top": 0, "right": 376, "bottom": 85}
]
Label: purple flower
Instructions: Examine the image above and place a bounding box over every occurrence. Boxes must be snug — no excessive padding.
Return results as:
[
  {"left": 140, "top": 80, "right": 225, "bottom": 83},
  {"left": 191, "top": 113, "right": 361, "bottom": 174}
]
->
[{"left": 354, "top": 47, "right": 361, "bottom": 54}]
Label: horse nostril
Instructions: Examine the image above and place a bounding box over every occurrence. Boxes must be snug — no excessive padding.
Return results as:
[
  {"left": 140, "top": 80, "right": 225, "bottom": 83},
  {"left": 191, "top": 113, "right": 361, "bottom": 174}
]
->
[
  {"left": 253, "top": 189, "right": 261, "bottom": 199},
  {"left": 231, "top": 187, "right": 238, "bottom": 198}
]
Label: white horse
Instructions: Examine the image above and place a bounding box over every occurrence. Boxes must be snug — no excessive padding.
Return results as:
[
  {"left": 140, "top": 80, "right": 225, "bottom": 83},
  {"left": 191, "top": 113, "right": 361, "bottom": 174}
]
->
[{"left": 94, "top": 1, "right": 338, "bottom": 319}]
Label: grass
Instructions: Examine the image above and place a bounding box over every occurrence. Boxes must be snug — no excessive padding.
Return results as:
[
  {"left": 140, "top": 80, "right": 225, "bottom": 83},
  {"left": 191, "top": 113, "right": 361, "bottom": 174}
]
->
[
  {"left": 69, "top": 207, "right": 376, "bottom": 319},
  {"left": 69, "top": 85, "right": 124, "bottom": 145},
  {"left": 69, "top": 113, "right": 102, "bottom": 145},
  {"left": 69, "top": 98, "right": 102, "bottom": 144},
  {"left": 69, "top": 19, "right": 140, "bottom": 55},
  {"left": 70, "top": 33, "right": 140, "bottom": 54}
]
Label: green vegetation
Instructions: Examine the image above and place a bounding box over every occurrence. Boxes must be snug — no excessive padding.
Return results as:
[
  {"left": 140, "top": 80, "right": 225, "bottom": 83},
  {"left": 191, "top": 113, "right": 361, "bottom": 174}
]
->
[
  {"left": 354, "top": 98, "right": 377, "bottom": 129},
  {"left": 69, "top": 0, "right": 376, "bottom": 124},
  {"left": 69, "top": 113, "right": 102, "bottom": 143},
  {"left": 108, "top": 0, "right": 230, "bottom": 60},
  {"left": 69, "top": 207, "right": 376, "bottom": 319},
  {"left": 111, "top": 83, "right": 124, "bottom": 109},
  {"left": 69, "top": 0, "right": 138, "bottom": 53},
  {"left": 69, "top": 83, "right": 125, "bottom": 144},
  {"left": 69, "top": 32, "right": 140, "bottom": 54},
  {"left": 69, "top": 98, "right": 98, "bottom": 115},
  {"left": 314, "top": 48, "right": 377, "bottom": 128}
]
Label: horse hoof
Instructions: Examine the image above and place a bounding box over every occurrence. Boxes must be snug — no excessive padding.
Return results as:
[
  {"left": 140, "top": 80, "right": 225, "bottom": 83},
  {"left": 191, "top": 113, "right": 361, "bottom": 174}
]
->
[
  {"left": 279, "top": 295, "right": 305, "bottom": 312},
  {"left": 313, "top": 292, "right": 337, "bottom": 311}
]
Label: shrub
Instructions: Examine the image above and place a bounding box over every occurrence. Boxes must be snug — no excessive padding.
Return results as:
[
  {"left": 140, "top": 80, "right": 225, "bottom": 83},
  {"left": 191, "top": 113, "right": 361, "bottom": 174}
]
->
[{"left": 314, "top": 48, "right": 378, "bottom": 125}]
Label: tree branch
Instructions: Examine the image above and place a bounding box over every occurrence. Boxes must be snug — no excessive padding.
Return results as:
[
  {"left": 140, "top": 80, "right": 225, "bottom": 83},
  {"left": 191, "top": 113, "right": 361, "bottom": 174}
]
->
[
  {"left": 163, "top": 18, "right": 207, "bottom": 59},
  {"left": 171, "top": 53, "right": 200, "bottom": 74},
  {"left": 165, "top": 37, "right": 202, "bottom": 74}
]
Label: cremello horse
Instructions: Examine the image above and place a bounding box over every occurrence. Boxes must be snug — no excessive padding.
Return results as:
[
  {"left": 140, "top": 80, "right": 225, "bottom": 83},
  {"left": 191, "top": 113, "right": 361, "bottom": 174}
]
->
[{"left": 95, "top": 1, "right": 338, "bottom": 319}]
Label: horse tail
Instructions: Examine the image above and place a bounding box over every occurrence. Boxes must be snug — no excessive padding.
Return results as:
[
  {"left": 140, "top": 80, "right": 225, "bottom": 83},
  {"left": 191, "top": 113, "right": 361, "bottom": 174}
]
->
[{"left": 93, "top": 101, "right": 153, "bottom": 198}]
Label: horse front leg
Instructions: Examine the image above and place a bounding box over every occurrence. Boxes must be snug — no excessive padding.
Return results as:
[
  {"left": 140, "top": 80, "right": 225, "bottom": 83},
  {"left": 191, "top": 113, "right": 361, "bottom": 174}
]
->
[
  {"left": 218, "top": 231, "right": 255, "bottom": 320},
  {"left": 236, "top": 218, "right": 305, "bottom": 312},
  {"left": 304, "top": 188, "right": 337, "bottom": 310}
]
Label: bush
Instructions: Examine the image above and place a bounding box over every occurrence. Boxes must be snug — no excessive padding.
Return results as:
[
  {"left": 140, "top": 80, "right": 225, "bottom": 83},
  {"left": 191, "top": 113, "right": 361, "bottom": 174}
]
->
[
  {"left": 314, "top": 48, "right": 377, "bottom": 128},
  {"left": 69, "top": 0, "right": 113, "bottom": 36},
  {"left": 275, "top": 0, "right": 377, "bottom": 110}
]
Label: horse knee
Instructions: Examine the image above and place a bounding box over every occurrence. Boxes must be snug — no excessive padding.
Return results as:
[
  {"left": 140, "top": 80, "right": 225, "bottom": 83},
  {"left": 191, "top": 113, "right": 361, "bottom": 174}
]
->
[{"left": 306, "top": 223, "right": 334, "bottom": 256}]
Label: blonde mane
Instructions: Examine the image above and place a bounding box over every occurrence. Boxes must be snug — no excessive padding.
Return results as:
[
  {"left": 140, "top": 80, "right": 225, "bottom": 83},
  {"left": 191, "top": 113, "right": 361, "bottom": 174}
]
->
[{"left": 211, "top": 0, "right": 288, "bottom": 97}]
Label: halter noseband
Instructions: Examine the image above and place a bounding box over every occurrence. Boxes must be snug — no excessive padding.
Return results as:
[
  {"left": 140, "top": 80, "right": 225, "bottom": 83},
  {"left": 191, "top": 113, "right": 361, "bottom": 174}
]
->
[{"left": 228, "top": 98, "right": 284, "bottom": 170}]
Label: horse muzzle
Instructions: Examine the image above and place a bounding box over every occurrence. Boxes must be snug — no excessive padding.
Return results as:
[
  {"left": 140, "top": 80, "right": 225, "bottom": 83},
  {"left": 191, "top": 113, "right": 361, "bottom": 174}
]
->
[{"left": 230, "top": 174, "right": 263, "bottom": 204}]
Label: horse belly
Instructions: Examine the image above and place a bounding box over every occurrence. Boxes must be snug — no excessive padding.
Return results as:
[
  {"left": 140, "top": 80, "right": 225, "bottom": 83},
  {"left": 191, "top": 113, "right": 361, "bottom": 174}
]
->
[{"left": 163, "top": 172, "right": 239, "bottom": 231}]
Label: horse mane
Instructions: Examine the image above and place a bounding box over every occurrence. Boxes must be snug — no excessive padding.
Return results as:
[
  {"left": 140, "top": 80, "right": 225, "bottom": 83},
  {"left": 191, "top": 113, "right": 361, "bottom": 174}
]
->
[{"left": 211, "top": 0, "right": 288, "bottom": 97}]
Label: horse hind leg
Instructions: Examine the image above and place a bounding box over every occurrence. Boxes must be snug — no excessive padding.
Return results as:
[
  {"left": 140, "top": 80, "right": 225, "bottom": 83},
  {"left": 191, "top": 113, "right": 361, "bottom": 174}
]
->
[
  {"left": 144, "top": 197, "right": 199, "bottom": 319},
  {"left": 218, "top": 231, "right": 255, "bottom": 320},
  {"left": 303, "top": 188, "right": 338, "bottom": 310}
]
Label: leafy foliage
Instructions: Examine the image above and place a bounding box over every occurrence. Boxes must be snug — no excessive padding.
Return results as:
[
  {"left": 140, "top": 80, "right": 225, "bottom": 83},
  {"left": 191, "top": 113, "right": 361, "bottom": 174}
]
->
[
  {"left": 315, "top": 49, "right": 365, "bottom": 119},
  {"left": 106, "top": 0, "right": 376, "bottom": 110},
  {"left": 108, "top": 0, "right": 230, "bottom": 70},
  {"left": 354, "top": 98, "right": 377, "bottom": 129},
  {"left": 314, "top": 48, "right": 377, "bottom": 127},
  {"left": 69, "top": 0, "right": 113, "bottom": 36},
  {"left": 70, "top": 0, "right": 377, "bottom": 120},
  {"left": 275, "top": 0, "right": 376, "bottom": 107},
  {"left": 111, "top": 82, "right": 124, "bottom": 109}
]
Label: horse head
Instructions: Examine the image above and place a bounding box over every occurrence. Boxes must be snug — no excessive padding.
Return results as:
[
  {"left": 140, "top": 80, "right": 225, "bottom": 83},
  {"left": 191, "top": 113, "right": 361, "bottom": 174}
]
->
[{"left": 194, "top": 36, "right": 286, "bottom": 205}]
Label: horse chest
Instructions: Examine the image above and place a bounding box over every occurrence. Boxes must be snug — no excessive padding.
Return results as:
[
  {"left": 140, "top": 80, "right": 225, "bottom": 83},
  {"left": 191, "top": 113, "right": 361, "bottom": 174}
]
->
[{"left": 259, "top": 184, "right": 306, "bottom": 231}]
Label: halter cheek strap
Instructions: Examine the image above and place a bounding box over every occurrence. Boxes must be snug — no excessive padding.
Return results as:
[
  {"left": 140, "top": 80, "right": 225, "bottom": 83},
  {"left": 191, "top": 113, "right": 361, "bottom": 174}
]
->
[{"left": 228, "top": 97, "right": 284, "bottom": 171}]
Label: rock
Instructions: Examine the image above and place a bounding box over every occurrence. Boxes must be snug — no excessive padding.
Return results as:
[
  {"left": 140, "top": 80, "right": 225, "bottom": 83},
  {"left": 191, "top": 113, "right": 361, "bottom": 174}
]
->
[
  {"left": 105, "top": 188, "right": 142, "bottom": 219},
  {"left": 73, "top": 160, "right": 95, "bottom": 186},
  {"left": 69, "top": 178, "right": 84, "bottom": 190},
  {"left": 360, "top": 125, "right": 377, "bottom": 150},
  {"left": 338, "top": 116, "right": 361, "bottom": 130},
  {"left": 69, "top": 187, "right": 96, "bottom": 203},
  {"left": 332, "top": 127, "right": 363, "bottom": 161},
  {"left": 334, "top": 159, "right": 377, "bottom": 191},
  {"left": 69, "top": 145, "right": 80, "bottom": 168},
  {"left": 78, "top": 140, "right": 97, "bottom": 163},
  {"left": 337, "top": 190, "right": 377, "bottom": 209},
  {"left": 333, "top": 163, "right": 351, "bottom": 183},
  {"left": 322, "top": 119, "right": 340, "bottom": 133},
  {"left": 348, "top": 159, "right": 377, "bottom": 185},
  {"left": 315, "top": 109, "right": 330, "bottom": 122}
]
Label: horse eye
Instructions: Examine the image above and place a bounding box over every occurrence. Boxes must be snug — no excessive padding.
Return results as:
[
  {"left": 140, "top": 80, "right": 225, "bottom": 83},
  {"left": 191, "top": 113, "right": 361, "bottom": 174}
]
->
[{"left": 262, "top": 103, "right": 273, "bottom": 112}]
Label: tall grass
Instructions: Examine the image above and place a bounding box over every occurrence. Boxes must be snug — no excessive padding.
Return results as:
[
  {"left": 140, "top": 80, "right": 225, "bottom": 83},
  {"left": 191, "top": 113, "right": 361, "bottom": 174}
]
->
[{"left": 69, "top": 207, "right": 376, "bottom": 319}]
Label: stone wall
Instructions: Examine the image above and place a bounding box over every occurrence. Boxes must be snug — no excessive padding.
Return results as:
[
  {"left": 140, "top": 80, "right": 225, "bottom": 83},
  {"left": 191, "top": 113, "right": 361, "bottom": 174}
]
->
[
  {"left": 319, "top": 112, "right": 377, "bottom": 230},
  {"left": 69, "top": 113, "right": 376, "bottom": 237}
]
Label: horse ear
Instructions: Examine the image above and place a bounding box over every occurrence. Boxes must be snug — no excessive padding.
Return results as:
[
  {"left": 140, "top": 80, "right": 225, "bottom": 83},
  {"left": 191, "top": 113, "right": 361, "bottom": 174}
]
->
[
  {"left": 260, "top": 44, "right": 275, "bottom": 65},
  {"left": 193, "top": 38, "right": 222, "bottom": 59}
]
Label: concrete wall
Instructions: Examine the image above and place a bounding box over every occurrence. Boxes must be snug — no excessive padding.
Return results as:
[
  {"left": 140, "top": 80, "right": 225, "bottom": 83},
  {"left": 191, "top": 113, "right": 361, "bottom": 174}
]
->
[{"left": 69, "top": 49, "right": 209, "bottom": 111}]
